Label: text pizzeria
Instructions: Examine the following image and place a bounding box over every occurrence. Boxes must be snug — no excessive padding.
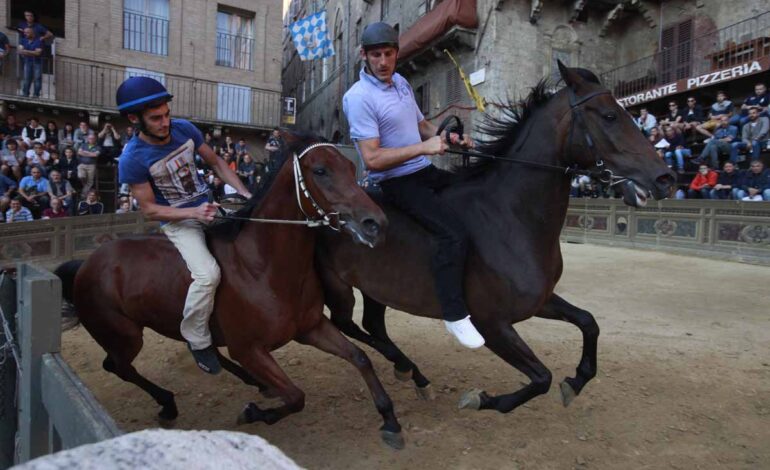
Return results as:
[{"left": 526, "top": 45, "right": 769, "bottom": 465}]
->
[{"left": 619, "top": 61, "right": 764, "bottom": 107}]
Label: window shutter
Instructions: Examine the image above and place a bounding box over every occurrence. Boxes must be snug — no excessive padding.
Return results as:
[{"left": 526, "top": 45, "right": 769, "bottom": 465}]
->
[
  {"left": 659, "top": 25, "right": 676, "bottom": 83},
  {"left": 675, "top": 19, "right": 693, "bottom": 79},
  {"left": 446, "top": 68, "right": 462, "bottom": 104}
]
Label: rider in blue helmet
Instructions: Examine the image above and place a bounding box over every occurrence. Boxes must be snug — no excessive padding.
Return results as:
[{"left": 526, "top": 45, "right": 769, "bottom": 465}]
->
[{"left": 116, "top": 76, "right": 252, "bottom": 374}]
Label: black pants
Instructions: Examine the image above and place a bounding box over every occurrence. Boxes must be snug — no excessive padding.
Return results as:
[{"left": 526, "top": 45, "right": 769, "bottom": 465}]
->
[{"left": 380, "top": 165, "right": 469, "bottom": 322}]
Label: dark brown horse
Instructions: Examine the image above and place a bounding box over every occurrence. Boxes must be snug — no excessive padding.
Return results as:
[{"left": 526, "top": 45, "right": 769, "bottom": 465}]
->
[
  {"left": 56, "top": 132, "right": 406, "bottom": 448},
  {"left": 316, "top": 63, "right": 675, "bottom": 413}
]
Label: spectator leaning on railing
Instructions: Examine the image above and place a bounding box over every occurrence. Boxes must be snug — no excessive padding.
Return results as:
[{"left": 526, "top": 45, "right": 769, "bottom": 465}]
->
[
  {"left": 729, "top": 106, "right": 769, "bottom": 163},
  {"left": 18, "top": 27, "right": 44, "bottom": 98},
  {"left": 736, "top": 160, "right": 770, "bottom": 202},
  {"left": 711, "top": 161, "right": 742, "bottom": 200}
]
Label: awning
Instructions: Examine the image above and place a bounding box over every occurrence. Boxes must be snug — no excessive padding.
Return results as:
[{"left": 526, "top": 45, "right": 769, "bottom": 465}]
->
[{"left": 398, "top": 0, "right": 478, "bottom": 62}]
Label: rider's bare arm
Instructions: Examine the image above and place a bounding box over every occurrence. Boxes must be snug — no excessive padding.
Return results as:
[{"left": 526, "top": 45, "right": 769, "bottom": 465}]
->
[
  {"left": 357, "top": 136, "right": 447, "bottom": 172},
  {"left": 131, "top": 181, "right": 218, "bottom": 223},
  {"left": 198, "top": 143, "right": 252, "bottom": 198}
]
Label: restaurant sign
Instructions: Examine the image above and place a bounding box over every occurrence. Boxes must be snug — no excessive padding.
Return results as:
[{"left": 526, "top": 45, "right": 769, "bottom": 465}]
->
[{"left": 618, "top": 57, "right": 770, "bottom": 107}]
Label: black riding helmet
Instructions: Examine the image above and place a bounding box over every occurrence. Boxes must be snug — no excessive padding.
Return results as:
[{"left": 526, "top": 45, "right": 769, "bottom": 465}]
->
[{"left": 361, "top": 22, "right": 399, "bottom": 50}]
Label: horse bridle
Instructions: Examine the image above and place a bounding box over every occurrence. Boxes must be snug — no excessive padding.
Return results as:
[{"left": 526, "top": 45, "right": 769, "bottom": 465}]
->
[
  {"left": 437, "top": 88, "right": 631, "bottom": 185},
  {"left": 215, "top": 143, "right": 346, "bottom": 231}
]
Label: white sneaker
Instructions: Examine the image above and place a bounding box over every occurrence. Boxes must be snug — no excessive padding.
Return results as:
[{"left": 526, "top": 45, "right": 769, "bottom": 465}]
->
[{"left": 445, "top": 316, "right": 485, "bottom": 349}]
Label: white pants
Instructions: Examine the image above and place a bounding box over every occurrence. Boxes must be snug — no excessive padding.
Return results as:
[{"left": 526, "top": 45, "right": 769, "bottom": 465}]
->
[{"left": 161, "top": 220, "right": 221, "bottom": 350}]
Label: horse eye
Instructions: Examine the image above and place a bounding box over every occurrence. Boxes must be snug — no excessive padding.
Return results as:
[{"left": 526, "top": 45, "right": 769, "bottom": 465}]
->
[
  {"left": 312, "top": 168, "right": 327, "bottom": 176},
  {"left": 604, "top": 112, "right": 617, "bottom": 121}
]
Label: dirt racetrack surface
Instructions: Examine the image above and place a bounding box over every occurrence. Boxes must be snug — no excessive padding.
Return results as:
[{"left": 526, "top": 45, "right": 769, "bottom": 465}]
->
[{"left": 63, "top": 243, "right": 770, "bottom": 469}]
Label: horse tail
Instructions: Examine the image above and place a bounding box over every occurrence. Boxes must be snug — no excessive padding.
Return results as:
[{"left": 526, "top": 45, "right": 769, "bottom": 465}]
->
[
  {"left": 54, "top": 259, "right": 83, "bottom": 303},
  {"left": 54, "top": 260, "right": 84, "bottom": 330}
]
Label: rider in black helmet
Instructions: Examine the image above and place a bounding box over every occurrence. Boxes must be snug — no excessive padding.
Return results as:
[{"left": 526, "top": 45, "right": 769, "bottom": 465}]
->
[
  {"left": 116, "top": 76, "right": 252, "bottom": 374},
  {"left": 344, "top": 22, "right": 484, "bottom": 348}
]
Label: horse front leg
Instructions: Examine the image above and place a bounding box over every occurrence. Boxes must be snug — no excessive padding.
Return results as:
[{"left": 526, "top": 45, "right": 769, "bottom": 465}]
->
[
  {"left": 458, "top": 321, "right": 552, "bottom": 413},
  {"left": 535, "top": 294, "right": 599, "bottom": 406},
  {"left": 297, "top": 317, "right": 405, "bottom": 450}
]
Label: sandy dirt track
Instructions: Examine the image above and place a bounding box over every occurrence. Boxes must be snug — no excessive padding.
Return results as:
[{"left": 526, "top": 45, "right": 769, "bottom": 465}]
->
[{"left": 62, "top": 243, "right": 770, "bottom": 469}]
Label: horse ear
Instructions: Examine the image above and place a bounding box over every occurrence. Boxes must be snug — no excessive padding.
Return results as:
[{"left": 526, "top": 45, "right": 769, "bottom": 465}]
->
[{"left": 557, "top": 60, "right": 584, "bottom": 91}]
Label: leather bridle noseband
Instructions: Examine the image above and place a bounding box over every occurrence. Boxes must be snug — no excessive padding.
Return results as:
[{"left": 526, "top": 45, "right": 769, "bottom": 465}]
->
[
  {"left": 437, "top": 87, "right": 631, "bottom": 185},
  {"left": 215, "top": 143, "right": 346, "bottom": 231}
]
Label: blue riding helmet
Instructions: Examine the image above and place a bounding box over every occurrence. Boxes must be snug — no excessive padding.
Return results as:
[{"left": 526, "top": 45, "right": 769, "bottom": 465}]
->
[{"left": 116, "top": 77, "right": 173, "bottom": 115}]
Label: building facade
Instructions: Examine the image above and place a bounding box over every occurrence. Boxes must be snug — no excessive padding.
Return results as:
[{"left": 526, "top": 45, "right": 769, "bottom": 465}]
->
[
  {"left": 282, "top": 0, "right": 770, "bottom": 145},
  {"left": 0, "top": 0, "right": 283, "bottom": 133}
]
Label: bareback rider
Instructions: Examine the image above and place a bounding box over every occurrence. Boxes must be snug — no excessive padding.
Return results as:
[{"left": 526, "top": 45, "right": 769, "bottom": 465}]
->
[
  {"left": 343, "top": 22, "right": 484, "bottom": 348},
  {"left": 116, "top": 77, "right": 252, "bottom": 374}
]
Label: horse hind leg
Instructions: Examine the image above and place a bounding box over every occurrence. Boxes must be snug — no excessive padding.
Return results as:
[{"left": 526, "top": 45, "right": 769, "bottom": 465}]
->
[
  {"left": 100, "top": 333, "right": 178, "bottom": 426},
  {"left": 321, "top": 268, "right": 433, "bottom": 400},
  {"left": 298, "top": 318, "right": 404, "bottom": 450},
  {"left": 459, "top": 322, "right": 552, "bottom": 414},
  {"left": 535, "top": 294, "right": 599, "bottom": 407},
  {"left": 361, "top": 294, "right": 434, "bottom": 400}
]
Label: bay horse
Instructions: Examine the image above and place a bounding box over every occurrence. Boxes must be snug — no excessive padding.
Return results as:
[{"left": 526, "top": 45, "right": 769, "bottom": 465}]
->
[
  {"left": 316, "top": 63, "right": 675, "bottom": 413},
  {"left": 56, "top": 131, "right": 406, "bottom": 449}
]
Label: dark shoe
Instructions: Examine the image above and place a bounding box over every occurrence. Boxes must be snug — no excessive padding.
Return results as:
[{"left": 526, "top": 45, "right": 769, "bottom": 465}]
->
[{"left": 187, "top": 344, "right": 221, "bottom": 375}]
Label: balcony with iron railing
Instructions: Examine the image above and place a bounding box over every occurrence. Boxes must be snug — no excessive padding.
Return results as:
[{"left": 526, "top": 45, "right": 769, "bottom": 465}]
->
[
  {"left": 601, "top": 12, "right": 770, "bottom": 101},
  {"left": 0, "top": 51, "right": 281, "bottom": 129},
  {"left": 123, "top": 10, "right": 169, "bottom": 56},
  {"left": 215, "top": 32, "right": 255, "bottom": 71}
]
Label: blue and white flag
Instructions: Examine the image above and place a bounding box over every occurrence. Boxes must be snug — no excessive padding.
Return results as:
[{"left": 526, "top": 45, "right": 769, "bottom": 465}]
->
[{"left": 290, "top": 11, "right": 335, "bottom": 61}]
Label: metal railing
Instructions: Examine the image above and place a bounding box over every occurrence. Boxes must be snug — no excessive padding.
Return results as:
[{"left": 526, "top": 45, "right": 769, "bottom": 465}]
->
[
  {"left": 216, "top": 32, "right": 255, "bottom": 71},
  {"left": 0, "top": 52, "right": 281, "bottom": 128},
  {"left": 123, "top": 10, "right": 169, "bottom": 56},
  {"left": 601, "top": 12, "right": 770, "bottom": 98}
]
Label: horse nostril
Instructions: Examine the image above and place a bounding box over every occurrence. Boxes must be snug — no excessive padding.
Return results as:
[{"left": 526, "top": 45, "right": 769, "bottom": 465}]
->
[
  {"left": 657, "top": 172, "right": 675, "bottom": 189},
  {"left": 362, "top": 218, "right": 380, "bottom": 236}
]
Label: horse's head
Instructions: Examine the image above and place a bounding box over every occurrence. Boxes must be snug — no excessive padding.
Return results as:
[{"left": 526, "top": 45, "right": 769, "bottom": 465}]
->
[
  {"left": 557, "top": 61, "right": 675, "bottom": 206},
  {"left": 282, "top": 131, "right": 387, "bottom": 247}
]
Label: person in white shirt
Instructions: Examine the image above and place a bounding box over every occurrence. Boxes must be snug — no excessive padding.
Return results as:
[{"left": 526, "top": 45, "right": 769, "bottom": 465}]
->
[
  {"left": 21, "top": 116, "right": 46, "bottom": 149},
  {"left": 635, "top": 108, "right": 657, "bottom": 136}
]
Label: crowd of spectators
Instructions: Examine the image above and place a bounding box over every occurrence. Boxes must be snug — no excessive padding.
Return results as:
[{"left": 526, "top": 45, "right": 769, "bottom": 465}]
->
[{"left": 572, "top": 82, "right": 770, "bottom": 201}]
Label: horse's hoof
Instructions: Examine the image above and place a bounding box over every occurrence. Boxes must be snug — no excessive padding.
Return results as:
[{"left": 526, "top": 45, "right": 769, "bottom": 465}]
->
[
  {"left": 157, "top": 415, "right": 176, "bottom": 429},
  {"left": 393, "top": 367, "right": 411, "bottom": 382},
  {"left": 237, "top": 402, "right": 259, "bottom": 425},
  {"left": 560, "top": 381, "right": 577, "bottom": 407},
  {"left": 458, "top": 388, "right": 484, "bottom": 410},
  {"left": 415, "top": 383, "right": 435, "bottom": 401},
  {"left": 380, "top": 430, "right": 406, "bottom": 450}
]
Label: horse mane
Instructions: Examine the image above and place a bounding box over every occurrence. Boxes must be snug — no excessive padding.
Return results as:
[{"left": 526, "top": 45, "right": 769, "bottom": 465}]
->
[
  {"left": 454, "top": 79, "right": 555, "bottom": 177},
  {"left": 206, "top": 131, "right": 328, "bottom": 240}
]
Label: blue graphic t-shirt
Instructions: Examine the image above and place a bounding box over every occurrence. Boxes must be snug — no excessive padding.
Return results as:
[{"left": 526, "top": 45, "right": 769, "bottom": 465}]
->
[{"left": 118, "top": 119, "right": 208, "bottom": 209}]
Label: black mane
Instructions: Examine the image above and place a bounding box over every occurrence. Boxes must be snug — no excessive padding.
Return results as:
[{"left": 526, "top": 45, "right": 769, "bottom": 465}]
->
[
  {"left": 206, "top": 131, "right": 328, "bottom": 240},
  {"left": 455, "top": 79, "right": 555, "bottom": 177}
]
